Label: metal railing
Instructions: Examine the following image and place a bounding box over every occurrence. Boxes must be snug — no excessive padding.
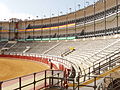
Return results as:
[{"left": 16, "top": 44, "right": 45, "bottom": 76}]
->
[
  {"left": 0, "top": 70, "right": 64, "bottom": 90},
  {"left": 98, "top": 75, "right": 120, "bottom": 90},
  {"left": 74, "top": 49, "right": 120, "bottom": 85}
]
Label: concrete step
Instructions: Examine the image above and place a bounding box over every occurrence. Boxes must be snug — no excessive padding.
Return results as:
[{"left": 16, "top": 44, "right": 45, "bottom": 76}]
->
[{"left": 44, "top": 86, "right": 64, "bottom": 90}]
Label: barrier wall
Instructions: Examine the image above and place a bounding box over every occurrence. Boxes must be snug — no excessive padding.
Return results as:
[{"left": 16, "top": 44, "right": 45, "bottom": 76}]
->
[{"left": 0, "top": 54, "right": 58, "bottom": 70}]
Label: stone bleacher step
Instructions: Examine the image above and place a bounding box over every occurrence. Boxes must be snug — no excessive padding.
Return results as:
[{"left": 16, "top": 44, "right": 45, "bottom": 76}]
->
[
  {"left": 8, "top": 41, "right": 17, "bottom": 43},
  {"left": 44, "top": 86, "right": 64, "bottom": 90}
]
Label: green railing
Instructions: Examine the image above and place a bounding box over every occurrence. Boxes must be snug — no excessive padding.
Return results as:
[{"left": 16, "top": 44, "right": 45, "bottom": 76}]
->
[{"left": 16, "top": 37, "right": 76, "bottom": 41}]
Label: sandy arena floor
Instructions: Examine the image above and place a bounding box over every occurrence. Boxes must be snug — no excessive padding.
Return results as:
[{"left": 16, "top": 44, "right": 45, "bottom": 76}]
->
[{"left": 0, "top": 57, "right": 49, "bottom": 81}]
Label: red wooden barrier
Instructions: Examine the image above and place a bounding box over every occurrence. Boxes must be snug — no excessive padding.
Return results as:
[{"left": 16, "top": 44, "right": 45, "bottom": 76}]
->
[{"left": 0, "top": 55, "right": 58, "bottom": 70}]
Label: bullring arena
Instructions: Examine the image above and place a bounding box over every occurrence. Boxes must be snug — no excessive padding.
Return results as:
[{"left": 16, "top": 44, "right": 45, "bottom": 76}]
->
[{"left": 0, "top": 0, "right": 120, "bottom": 89}]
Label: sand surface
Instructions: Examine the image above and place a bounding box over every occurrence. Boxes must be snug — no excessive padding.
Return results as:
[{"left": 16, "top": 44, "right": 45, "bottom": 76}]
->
[{"left": 0, "top": 57, "right": 49, "bottom": 81}]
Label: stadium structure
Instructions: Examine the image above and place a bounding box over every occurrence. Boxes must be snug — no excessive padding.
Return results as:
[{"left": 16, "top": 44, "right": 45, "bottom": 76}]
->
[{"left": 0, "top": 0, "right": 120, "bottom": 89}]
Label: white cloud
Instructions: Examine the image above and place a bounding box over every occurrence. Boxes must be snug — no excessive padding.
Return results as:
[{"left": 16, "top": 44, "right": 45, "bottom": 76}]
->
[
  {"left": 0, "top": 3, "right": 10, "bottom": 18},
  {"left": 10, "top": 13, "right": 35, "bottom": 20},
  {"left": 0, "top": 3, "right": 34, "bottom": 21}
]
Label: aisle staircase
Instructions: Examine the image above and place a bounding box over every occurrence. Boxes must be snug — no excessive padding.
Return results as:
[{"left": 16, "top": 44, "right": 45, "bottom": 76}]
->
[
  {"left": 1, "top": 41, "right": 17, "bottom": 52},
  {"left": 23, "top": 46, "right": 31, "bottom": 53},
  {"left": 2, "top": 41, "right": 17, "bottom": 49}
]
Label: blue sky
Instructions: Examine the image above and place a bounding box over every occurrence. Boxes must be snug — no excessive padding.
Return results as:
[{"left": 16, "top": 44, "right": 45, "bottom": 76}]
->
[{"left": 0, "top": 0, "right": 96, "bottom": 20}]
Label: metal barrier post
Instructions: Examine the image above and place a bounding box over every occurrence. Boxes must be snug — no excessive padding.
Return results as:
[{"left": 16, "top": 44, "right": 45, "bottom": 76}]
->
[
  {"left": 19, "top": 77, "right": 22, "bottom": 90},
  {"left": 45, "top": 70, "right": 47, "bottom": 88},
  {"left": 52, "top": 70, "right": 54, "bottom": 86},
  {"left": 89, "top": 67, "right": 90, "bottom": 79},
  {"left": 93, "top": 63, "right": 95, "bottom": 73},
  {"left": 84, "top": 74, "right": 86, "bottom": 82},
  {"left": 109, "top": 57, "right": 111, "bottom": 70},
  {"left": 33, "top": 73, "right": 36, "bottom": 90},
  {"left": 94, "top": 77, "right": 97, "bottom": 90},
  {"left": 57, "top": 73, "right": 59, "bottom": 86},
  {"left": 78, "top": 74, "right": 80, "bottom": 90},
  {"left": 99, "top": 62, "right": 101, "bottom": 75},
  {"left": 0, "top": 82, "right": 3, "bottom": 90},
  {"left": 111, "top": 77, "right": 114, "bottom": 90},
  {"left": 61, "top": 79, "right": 62, "bottom": 88},
  {"left": 73, "top": 79, "right": 75, "bottom": 90},
  {"left": 50, "top": 62, "right": 52, "bottom": 69}
]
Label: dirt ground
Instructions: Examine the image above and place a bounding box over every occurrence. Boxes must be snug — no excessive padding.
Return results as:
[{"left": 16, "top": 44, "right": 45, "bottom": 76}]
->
[{"left": 0, "top": 57, "right": 49, "bottom": 81}]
